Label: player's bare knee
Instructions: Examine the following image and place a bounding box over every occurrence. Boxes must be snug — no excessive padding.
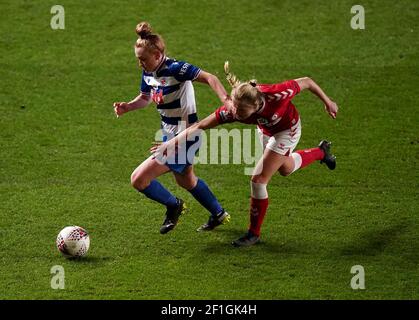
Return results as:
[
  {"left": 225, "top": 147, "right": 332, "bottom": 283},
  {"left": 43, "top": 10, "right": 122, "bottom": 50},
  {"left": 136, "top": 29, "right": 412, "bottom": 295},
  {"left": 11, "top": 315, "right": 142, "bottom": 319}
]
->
[
  {"left": 176, "top": 177, "right": 197, "bottom": 190},
  {"left": 251, "top": 175, "right": 267, "bottom": 184},
  {"left": 131, "top": 171, "right": 148, "bottom": 190},
  {"left": 178, "top": 181, "right": 194, "bottom": 190},
  {"left": 130, "top": 171, "right": 138, "bottom": 187},
  {"left": 279, "top": 168, "right": 292, "bottom": 177}
]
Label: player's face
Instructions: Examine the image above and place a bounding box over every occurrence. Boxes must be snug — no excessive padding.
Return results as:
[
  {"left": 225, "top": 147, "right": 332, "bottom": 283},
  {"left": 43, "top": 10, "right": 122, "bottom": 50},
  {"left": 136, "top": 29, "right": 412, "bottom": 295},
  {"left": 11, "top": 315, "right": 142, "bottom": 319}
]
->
[
  {"left": 227, "top": 101, "right": 239, "bottom": 119},
  {"left": 135, "top": 47, "right": 162, "bottom": 72},
  {"left": 233, "top": 101, "right": 255, "bottom": 120}
]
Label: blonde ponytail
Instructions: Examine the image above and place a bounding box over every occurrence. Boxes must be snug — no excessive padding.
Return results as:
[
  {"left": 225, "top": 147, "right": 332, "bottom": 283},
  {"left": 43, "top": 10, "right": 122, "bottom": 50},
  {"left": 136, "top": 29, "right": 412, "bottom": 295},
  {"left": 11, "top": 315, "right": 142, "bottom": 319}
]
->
[
  {"left": 224, "top": 61, "right": 263, "bottom": 119},
  {"left": 224, "top": 61, "right": 241, "bottom": 88}
]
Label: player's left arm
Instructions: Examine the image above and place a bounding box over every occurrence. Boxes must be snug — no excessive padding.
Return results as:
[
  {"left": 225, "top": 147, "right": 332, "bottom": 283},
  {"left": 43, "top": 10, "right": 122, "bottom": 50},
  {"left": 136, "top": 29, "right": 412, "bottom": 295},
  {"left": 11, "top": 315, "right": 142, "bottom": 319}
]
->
[
  {"left": 295, "top": 77, "right": 338, "bottom": 119},
  {"left": 151, "top": 113, "right": 220, "bottom": 159},
  {"left": 195, "top": 70, "right": 233, "bottom": 108}
]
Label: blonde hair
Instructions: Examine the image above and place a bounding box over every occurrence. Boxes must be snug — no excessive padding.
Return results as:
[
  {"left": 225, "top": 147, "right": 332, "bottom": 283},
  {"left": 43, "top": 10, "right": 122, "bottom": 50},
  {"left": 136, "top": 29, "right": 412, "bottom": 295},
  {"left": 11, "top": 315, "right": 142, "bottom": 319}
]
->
[
  {"left": 224, "top": 61, "right": 263, "bottom": 117},
  {"left": 135, "top": 22, "right": 166, "bottom": 54}
]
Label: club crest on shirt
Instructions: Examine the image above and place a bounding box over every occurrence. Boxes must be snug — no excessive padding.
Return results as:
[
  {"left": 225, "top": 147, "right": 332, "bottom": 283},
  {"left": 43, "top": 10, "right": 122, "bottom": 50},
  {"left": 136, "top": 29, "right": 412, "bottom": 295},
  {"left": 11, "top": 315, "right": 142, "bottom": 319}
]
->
[
  {"left": 151, "top": 88, "right": 164, "bottom": 104},
  {"left": 266, "top": 113, "right": 282, "bottom": 126}
]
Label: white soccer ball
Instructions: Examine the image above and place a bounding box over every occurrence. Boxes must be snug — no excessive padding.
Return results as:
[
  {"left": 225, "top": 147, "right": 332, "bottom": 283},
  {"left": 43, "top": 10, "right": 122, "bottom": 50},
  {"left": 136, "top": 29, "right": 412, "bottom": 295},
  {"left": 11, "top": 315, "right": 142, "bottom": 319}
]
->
[{"left": 56, "top": 226, "right": 90, "bottom": 258}]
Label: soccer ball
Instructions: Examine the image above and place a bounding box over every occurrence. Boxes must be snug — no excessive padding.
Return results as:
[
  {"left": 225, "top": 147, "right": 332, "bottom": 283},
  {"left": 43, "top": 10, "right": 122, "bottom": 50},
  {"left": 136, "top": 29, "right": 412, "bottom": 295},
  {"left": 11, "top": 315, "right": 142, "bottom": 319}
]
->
[{"left": 56, "top": 226, "right": 90, "bottom": 258}]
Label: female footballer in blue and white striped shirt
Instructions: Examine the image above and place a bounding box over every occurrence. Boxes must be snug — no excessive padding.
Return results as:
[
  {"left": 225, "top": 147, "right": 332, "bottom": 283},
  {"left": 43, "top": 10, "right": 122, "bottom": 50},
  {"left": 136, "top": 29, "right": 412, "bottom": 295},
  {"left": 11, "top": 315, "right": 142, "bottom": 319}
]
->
[{"left": 113, "top": 22, "right": 230, "bottom": 234}]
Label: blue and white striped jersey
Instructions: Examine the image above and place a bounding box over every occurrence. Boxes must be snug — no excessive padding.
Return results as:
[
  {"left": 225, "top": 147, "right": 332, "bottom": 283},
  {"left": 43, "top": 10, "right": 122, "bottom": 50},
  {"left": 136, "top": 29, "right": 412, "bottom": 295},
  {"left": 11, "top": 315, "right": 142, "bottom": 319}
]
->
[{"left": 140, "top": 57, "right": 201, "bottom": 137}]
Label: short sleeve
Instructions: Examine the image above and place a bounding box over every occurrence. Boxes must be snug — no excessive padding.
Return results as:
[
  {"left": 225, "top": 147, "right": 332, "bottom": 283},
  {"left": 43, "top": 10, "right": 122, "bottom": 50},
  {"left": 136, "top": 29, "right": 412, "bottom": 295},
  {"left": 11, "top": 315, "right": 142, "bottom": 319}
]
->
[
  {"left": 140, "top": 71, "right": 152, "bottom": 95},
  {"left": 258, "top": 80, "right": 300, "bottom": 100},
  {"left": 170, "top": 61, "right": 201, "bottom": 82},
  {"left": 215, "top": 106, "right": 235, "bottom": 124}
]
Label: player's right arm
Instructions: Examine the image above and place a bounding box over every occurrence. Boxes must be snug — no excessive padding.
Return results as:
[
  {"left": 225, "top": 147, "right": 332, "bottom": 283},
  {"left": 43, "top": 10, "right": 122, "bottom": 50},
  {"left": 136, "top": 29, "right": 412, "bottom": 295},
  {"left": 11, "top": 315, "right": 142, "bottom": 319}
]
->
[
  {"left": 113, "top": 93, "right": 152, "bottom": 117},
  {"left": 114, "top": 70, "right": 154, "bottom": 117}
]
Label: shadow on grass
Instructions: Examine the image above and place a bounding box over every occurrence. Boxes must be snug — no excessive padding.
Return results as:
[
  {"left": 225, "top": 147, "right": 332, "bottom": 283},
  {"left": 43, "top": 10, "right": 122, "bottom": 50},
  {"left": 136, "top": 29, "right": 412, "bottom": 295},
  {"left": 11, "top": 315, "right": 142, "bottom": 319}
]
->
[
  {"left": 198, "top": 228, "right": 311, "bottom": 256},
  {"left": 65, "top": 255, "right": 114, "bottom": 264},
  {"left": 199, "top": 223, "right": 416, "bottom": 260},
  {"left": 338, "top": 224, "right": 410, "bottom": 256}
]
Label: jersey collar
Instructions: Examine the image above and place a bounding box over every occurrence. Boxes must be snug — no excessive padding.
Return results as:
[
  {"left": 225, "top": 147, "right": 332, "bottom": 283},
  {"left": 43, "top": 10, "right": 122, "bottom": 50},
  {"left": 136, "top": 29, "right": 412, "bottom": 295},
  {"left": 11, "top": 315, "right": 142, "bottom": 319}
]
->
[{"left": 153, "top": 55, "right": 167, "bottom": 75}]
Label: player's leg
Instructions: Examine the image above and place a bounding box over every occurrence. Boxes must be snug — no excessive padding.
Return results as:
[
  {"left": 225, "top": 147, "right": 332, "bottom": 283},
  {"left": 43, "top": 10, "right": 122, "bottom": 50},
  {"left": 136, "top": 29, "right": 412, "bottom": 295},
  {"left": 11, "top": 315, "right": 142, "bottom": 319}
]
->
[
  {"left": 278, "top": 140, "right": 336, "bottom": 176},
  {"left": 232, "top": 149, "right": 290, "bottom": 247},
  {"left": 173, "top": 165, "right": 230, "bottom": 231},
  {"left": 131, "top": 155, "right": 170, "bottom": 192},
  {"left": 131, "top": 156, "right": 185, "bottom": 234},
  {"left": 276, "top": 121, "right": 336, "bottom": 176}
]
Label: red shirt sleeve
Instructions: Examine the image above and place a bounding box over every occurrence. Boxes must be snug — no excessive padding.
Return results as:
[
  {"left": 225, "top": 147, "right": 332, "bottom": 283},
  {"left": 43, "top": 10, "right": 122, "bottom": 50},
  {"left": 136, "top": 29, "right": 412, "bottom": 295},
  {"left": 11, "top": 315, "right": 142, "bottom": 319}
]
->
[
  {"left": 214, "top": 106, "right": 235, "bottom": 124},
  {"left": 258, "top": 80, "right": 300, "bottom": 100}
]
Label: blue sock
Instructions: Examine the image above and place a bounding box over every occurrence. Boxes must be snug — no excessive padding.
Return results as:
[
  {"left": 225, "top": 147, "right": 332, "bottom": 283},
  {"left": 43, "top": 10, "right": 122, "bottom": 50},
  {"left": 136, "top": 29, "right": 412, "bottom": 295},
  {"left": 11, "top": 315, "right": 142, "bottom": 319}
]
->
[
  {"left": 189, "top": 179, "right": 223, "bottom": 216},
  {"left": 140, "top": 180, "right": 178, "bottom": 208}
]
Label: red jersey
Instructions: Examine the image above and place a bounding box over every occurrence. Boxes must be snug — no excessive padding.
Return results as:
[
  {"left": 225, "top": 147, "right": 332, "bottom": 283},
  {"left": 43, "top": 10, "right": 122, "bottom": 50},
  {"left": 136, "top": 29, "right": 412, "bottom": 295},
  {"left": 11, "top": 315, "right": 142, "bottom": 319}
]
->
[{"left": 215, "top": 80, "right": 301, "bottom": 136}]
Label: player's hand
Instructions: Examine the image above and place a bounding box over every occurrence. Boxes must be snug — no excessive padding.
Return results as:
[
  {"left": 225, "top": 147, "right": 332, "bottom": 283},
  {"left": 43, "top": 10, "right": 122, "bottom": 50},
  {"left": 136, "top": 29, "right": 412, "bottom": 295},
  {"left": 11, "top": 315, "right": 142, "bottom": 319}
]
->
[
  {"left": 152, "top": 140, "right": 177, "bottom": 161},
  {"left": 325, "top": 100, "right": 338, "bottom": 119},
  {"left": 151, "top": 141, "right": 171, "bottom": 165},
  {"left": 113, "top": 102, "right": 129, "bottom": 118},
  {"left": 150, "top": 141, "right": 163, "bottom": 154},
  {"left": 224, "top": 96, "right": 234, "bottom": 110}
]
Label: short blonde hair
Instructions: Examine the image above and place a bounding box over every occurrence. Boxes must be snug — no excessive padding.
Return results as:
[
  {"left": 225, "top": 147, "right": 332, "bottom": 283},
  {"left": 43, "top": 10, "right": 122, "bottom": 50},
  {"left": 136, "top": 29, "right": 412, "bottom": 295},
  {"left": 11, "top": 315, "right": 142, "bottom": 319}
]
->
[{"left": 224, "top": 62, "right": 263, "bottom": 118}]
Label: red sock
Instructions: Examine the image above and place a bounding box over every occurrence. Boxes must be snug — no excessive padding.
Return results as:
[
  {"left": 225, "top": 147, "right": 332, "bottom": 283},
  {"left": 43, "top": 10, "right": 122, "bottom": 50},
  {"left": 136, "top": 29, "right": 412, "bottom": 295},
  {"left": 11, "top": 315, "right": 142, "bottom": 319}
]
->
[
  {"left": 249, "top": 197, "right": 269, "bottom": 237},
  {"left": 295, "top": 147, "right": 324, "bottom": 169}
]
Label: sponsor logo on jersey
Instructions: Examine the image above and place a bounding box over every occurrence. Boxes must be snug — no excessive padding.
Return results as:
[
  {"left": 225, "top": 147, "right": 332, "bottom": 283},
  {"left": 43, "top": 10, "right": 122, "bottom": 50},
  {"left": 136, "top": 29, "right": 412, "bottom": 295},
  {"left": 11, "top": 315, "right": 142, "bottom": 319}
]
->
[
  {"left": 257, "top": 114, "right": 282, "bottom": 127},
  {"left": 257, "top": 118, "right": 269, "bottom": 125},
  {"left": 219, "top": 110, "right": 230, "bottom": 121},
  {"left": 179, "top": 63, "right": 190, "bottom": 76}
]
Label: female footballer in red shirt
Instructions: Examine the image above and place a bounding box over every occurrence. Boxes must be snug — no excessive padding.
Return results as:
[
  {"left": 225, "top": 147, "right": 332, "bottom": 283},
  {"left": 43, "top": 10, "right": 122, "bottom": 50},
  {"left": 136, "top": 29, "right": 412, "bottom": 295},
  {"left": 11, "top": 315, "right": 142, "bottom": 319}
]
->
[{"left": 155, "top": 62, "right": 339, "bottom": 246}]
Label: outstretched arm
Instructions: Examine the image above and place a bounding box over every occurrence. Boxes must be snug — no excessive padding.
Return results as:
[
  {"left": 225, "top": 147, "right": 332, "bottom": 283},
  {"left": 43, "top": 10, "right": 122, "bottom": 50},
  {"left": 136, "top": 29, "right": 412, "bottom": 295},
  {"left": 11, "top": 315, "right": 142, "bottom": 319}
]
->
[
  {"left": 152, "top": 113, "right": 219, "bottom": 156},
  {"left": 185, "top": 112, "right": 219, "bottom": 135},
  {"left": 295, "top": 77, "right": 338, "bottom": 119},
  {"left": 113, "top": 93, "right": 152, "bottom": 117}
]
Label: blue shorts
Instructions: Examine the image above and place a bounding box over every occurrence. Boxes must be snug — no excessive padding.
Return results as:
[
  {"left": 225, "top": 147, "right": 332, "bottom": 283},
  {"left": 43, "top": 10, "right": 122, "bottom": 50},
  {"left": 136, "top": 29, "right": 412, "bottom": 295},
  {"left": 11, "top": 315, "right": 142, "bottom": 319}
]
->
[{"left": 162, "top": 133, "right": 202, "bottom": 174}]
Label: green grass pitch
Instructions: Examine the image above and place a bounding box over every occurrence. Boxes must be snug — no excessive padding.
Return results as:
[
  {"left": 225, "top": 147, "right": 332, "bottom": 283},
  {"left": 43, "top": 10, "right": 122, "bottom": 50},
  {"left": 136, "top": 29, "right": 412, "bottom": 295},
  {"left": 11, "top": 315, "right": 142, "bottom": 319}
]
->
[{"left": 0, "top": 0, "right": 418, "bottom": 299}]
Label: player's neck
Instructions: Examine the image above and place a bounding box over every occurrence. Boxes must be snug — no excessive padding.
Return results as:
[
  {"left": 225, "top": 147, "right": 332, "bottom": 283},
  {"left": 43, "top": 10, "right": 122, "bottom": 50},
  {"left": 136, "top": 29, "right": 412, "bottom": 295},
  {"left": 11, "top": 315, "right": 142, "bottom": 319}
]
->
[{"left": 153, "top": 55, "right": 166, "bottom": 73}]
